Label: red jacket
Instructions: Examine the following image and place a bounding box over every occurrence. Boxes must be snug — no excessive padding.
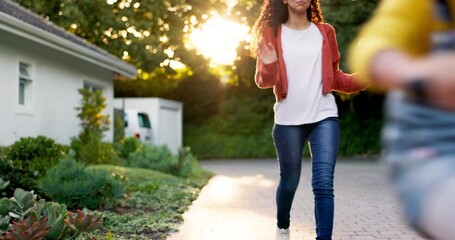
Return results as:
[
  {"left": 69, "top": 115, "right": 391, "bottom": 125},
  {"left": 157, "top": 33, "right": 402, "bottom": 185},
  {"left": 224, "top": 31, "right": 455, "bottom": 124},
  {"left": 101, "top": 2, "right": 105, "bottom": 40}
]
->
[{"left": 255, "top": 23, "right": 365, "bottom": 101}]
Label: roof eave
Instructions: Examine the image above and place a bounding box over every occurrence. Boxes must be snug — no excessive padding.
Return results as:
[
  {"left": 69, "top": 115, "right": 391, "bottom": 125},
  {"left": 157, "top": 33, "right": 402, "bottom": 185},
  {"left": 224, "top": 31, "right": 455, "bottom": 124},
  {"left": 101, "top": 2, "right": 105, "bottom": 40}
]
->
[{"left": 0, "top": 12, "right": 137, "bottom": 79}]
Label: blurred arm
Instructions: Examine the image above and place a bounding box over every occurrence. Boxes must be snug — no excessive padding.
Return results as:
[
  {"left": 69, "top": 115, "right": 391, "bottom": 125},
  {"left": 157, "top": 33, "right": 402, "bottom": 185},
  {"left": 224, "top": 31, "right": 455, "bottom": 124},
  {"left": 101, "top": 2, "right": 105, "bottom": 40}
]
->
[{"left": 348, "top": 0, "right": 433, "bottom": 90}]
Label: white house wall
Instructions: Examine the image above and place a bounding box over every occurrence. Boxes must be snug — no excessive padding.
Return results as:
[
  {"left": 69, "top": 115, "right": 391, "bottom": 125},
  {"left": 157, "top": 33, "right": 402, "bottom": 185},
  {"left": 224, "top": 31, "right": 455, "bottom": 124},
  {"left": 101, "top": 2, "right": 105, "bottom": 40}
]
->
[{"left": 0, "top": 29, "right": 114, "bottom": 146}]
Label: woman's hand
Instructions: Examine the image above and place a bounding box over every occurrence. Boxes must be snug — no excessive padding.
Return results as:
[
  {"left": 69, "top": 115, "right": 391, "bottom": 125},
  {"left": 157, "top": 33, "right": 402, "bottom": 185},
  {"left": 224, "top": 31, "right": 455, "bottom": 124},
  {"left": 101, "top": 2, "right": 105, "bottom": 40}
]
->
[
  {"left": 259, "top": 39, "right": 278, "bottom": 65},
  {"left": 372, "top": 50, "right": 455, "bottom": 111}
]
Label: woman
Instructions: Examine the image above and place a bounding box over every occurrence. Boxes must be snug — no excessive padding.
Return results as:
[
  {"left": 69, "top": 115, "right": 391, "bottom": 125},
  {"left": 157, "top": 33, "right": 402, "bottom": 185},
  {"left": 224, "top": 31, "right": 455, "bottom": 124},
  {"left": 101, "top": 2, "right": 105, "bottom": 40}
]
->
[{"left": 250, "top": 0, "right": 366, "bottom": 239}]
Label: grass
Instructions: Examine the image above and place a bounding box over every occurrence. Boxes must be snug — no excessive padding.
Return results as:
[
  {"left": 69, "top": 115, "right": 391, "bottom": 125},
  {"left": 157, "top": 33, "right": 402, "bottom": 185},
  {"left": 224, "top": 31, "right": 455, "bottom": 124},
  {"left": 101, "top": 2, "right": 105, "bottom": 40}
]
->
[{"left": 85, "top": 164, "right": 214, "bottom": 240}]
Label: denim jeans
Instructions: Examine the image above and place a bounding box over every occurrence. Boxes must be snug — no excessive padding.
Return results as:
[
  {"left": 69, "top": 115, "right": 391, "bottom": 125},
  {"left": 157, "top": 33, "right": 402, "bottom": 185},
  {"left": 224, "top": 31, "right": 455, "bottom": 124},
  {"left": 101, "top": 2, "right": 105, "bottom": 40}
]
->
[
  {"left": 273, "top": 117, "right": 339, "bottom": 240},
  {"left": 382, "top": 90, "right": 455, "bottom": 238}
]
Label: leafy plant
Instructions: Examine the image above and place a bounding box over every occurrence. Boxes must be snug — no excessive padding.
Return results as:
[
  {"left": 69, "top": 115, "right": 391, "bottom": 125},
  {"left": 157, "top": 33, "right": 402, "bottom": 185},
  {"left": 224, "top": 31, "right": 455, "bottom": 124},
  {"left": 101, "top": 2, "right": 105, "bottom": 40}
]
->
[
  {"left": 64, "top": 210, "right": 102, "bottom": 233},
  {"left": 0, "top": 188, "right": 105, "bottom": 239},
  {"left": 34, "top": 201, "right": 68, "bottom": 240},
  {"left": 75, "top": 88, "right": 110, "bottom": 143},
  {"left": 0, "top": 189, "right": 37, "bottom": 221},
  {"left": 72, "top": 88, "right": 120, "bottom": 165},
  {"left": 116, "top": 137, "right": 141, "bottom": 159},
  {"left": 0, "top": 216, "right": 10, "bottom": 235},
  {"left": 0, "top": 180, "right": 9, "bottom": 192},
  {"left": 1, "top": 215, "right": 50, "bottom": 240},
  {"left": 127, "top": 144, "right": 177, "bottom": 175},
  {"left": 176, "top": 147, "right": 198, "bottom": 177},
  {"left": 39, "top": 157, "right": 123, "bottom": 210},
  {"left": 0, "top": 136, "right": 68, "bottom": 196},
  {"left": 113, "top": 108, "right": 125, "bottom": 143},
  {"left": 72, "top": 134, "right": 120, "bottom": 165}
]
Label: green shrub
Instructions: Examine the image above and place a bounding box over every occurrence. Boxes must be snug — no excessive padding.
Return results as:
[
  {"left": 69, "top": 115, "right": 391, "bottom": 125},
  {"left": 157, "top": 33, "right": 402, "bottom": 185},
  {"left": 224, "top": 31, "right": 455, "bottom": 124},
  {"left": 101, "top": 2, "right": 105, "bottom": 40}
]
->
[
  {"left": 184, "top": 111, "right": 382, "bottom": 159},
  {"left": 39, "top": 156, "right": 123, "bottom": 210},
  {"left": 176, "top": 147, "right": 199, "bottom": 177},
  {"left": 126, "top": 144, "right": 198, "bottom": 177},
  {"left": 127, "top": 145, "right": 177, "bottom": 174},
  {"left": 72, "top": 88, "right": 119, "bottom": 165},
  {"left": 71, "top": 134, "right": 120, "bottom": 165},
  {"left": 0, "top": 147, "right": 7, "bottom": 160},
  {"left": 338, "top": 111, "right": 382, "bottom": 156},
  {"left": 184, "top": 122, "right": 276, "bottom": 159},
  {"left": 0, "top": 136, "right": 68, "bottom": 196},
  {"left": 115, "top": 137, "right": 141, "bottom": 160},
  {"left": 6, "top": 136, "right": 67, "bottom": 162},
  {"left": 75, "top": 88, "right": 110, "bottom": 144},
  {"left": 113, "top": 108, "right": 125, "bottom": 143}
]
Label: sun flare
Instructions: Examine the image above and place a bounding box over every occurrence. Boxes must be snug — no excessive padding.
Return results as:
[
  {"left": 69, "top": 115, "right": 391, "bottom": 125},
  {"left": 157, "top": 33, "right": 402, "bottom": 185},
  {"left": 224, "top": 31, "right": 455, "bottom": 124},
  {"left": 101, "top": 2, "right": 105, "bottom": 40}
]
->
[{"left": 189, "top": 16, "right": 251, "bottom": 66}]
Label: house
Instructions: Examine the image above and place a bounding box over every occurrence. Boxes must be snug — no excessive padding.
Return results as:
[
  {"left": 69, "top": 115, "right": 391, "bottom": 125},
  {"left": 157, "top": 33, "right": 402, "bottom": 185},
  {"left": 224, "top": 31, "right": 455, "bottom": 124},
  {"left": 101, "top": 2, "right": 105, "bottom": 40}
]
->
[{"left": 0, "top": 0, "right": 137, "bottom": 146}]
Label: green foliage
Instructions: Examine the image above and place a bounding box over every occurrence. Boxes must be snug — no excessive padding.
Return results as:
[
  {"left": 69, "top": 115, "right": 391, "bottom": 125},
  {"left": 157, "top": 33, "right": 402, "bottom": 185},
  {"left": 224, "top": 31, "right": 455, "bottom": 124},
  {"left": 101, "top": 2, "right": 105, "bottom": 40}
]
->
[
  {"left": 127, "top": 145, "right": 177, "bottom": 174},
  {"left": 184, "top": 90, "right": 383, "bottom": 158},
  {"left": 71, "top": 135, "right": 120, "bottom": 165},
  {"left": 34, "top": 201, "right": 68, "bottom": 240},
  {"left": 0, "top": 136, "right": 67, "bottom": 197},
  {"left": 6, "top": 136, "right": 67, "bottom": 163},
  {"left": 124, "top": 142, "right": 199, "bottom": 177},
  {"left": 60, "top": 164, "right": 212, "bottom": 239},
  {"left": 39, "top": 157, "right": 123, "bottom": 210},
  {"left": 173, "top": 73, "right": 225, "bottom": 122},
  {"left": 0, "top": 189, "right": 36, "bottom": 221},
  {"left": 88, "top": 165, "right": 177, "bottom": 190},
  {"left": 183, "top": 87, "right": 277, "bottom": 159},
  {"left": 0, "top": 216, "right": 10, "bottom": 235},
  {"left": 75, "top": 88, "right": 110, "bottom": 143},
  {"left": 64, "top": 209, "right": 102, "bottom": 234},
  {"left": 72, "top": 88, "right": 119, "bottom": 165},
  {"left": 113, "top": 108, "right": 125, "bottom": 143},
  {"left": 185, "top": 121, "right": 277, "bottom": 159},
  {"left": 0, "top": 180, "right": 9, "bottom": 192},
  {"left": 176, "top": 147, "right": 199, "bottom": 178},
  {"left": 323, "top": 0, "right": 380, "bottom": 69},
  {"left": 338, "top": 111, "right": 382, "bottom": 156},
  {"left": 0, "top": 148, "right": 7, "bottom": 159},
  {"left": 0, "top": 188, "right": 102, "bottom": 240},
  {"left": 14, "top": 0, "right": 225, "bottom": 82},
  {"left": 1, "top": 215, "right": 50, "bottom": 240},
  {"left": 115, "top": 137, "right": 141, "bottom": 159}
]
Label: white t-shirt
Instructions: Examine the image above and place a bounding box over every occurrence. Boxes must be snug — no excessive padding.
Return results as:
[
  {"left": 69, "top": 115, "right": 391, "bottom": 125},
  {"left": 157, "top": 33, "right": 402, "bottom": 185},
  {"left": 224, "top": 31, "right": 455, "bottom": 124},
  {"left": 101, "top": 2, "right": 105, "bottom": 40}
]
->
[{"left": 274, "top": 23, "right": 338, "bottom": 125}]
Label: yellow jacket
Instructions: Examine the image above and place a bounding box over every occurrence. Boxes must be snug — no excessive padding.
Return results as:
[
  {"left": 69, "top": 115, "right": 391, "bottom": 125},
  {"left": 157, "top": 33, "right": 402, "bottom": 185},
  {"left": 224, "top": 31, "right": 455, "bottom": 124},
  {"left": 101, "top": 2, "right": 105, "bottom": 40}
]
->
[{"left": 348, "top": 0, "right": 455, "bottom": 85}]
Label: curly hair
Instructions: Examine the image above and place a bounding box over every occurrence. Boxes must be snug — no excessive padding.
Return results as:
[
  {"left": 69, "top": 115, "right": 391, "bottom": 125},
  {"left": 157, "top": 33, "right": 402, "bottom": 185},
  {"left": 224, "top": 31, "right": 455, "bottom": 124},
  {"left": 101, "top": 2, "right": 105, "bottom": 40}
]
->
[{"left": 250, "top": 0, "right": 324, "bottom": 57}]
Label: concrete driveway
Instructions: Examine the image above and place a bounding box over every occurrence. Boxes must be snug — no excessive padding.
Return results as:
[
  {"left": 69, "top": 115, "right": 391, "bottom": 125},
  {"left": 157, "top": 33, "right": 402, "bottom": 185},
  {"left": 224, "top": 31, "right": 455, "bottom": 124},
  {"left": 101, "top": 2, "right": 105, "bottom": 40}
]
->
[{"left": 168, "top": 159, "right": 425, "bottom": 240}]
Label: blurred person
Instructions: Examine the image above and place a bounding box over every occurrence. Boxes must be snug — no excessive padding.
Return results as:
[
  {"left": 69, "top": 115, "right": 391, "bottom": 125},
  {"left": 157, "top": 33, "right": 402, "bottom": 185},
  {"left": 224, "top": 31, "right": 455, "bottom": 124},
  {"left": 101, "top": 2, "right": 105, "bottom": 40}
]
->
[
  {"left": 349, "top": 0, "right": 455, "bottom": 239},
  {"left": 250, "top": 0, "right": 366, "bottom": 239}
]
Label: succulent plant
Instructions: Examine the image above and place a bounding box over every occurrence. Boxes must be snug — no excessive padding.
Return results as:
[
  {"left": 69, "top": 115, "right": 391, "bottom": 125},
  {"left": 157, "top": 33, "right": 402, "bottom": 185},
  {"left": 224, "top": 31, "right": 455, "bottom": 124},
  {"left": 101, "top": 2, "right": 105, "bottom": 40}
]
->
[
  {"left": 2, "top": 215, "right": 50, "bottom": 240},
  {"left": 33, "top": 200, "right": 68, "bottom": 240},
  {"left": 0, "top": 179, "right": 9, "bottom": 192},
  {"left": 0, "top": 188, "right": 102, "bottom": 240},
  {"left": 0, "top": 215, "right": 11, "bottom": 234},
  {"left": 64, "top": 210, "right": 102, "bottom": 233},
  {"left": 0, "top": 189, "right": 37, "bottom": 220}
]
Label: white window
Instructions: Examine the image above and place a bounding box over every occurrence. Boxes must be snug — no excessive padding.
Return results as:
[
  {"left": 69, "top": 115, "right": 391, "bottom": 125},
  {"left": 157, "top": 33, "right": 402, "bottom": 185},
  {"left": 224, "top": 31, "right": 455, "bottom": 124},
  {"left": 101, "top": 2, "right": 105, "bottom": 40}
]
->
[
  {"left": 83, "top": 81, "right": 103, "bottom": 93},
  {"left": 18, "top": 62, "right": 33, "bottom": 106}
]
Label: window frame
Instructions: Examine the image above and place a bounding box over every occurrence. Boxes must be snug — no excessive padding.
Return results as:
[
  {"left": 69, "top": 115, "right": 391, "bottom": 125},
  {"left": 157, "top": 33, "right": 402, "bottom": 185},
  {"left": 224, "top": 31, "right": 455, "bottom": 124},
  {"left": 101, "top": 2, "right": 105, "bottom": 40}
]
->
[
  {"left": 16, "top": 60, "right": 35, "bottom": 115},
  {"left": 83, "top": 81, "right": 104, "bottom": 93}
]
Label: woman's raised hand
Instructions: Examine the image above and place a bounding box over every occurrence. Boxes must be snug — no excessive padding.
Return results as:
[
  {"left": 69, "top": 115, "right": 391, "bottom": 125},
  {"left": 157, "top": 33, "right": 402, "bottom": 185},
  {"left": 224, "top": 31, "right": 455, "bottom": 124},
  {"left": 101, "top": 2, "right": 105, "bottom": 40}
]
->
[{"left": 259, "top": 39, "right": 278, "bottom": 64}]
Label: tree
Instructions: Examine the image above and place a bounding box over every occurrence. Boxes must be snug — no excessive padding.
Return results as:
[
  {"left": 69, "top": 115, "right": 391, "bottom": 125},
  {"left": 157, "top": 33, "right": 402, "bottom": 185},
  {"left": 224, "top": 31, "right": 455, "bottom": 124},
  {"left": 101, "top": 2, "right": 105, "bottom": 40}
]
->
[
  {"left": 75, "top": 88, "right": 110, "bottom": 143},
  {"left": 14, "top": 0, "right": 225, "bottom": 74}
]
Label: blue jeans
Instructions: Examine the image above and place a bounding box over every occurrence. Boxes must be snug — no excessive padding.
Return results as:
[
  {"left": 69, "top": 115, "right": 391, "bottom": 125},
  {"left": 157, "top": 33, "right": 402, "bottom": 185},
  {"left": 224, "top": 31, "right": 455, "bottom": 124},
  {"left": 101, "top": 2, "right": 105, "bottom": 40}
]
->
[
  {"left": 382, "top": 90, "right": 455, "bottom": 238},
  {"left": 273, "top": 117, "right": 339, "bottom": 240}
]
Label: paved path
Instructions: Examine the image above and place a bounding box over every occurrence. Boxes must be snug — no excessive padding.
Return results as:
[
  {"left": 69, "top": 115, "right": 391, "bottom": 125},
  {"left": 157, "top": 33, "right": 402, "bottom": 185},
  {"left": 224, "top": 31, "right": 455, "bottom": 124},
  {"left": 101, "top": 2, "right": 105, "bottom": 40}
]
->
[{"left": 168, "top": 159, "right": 425, "bottom": 240}]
